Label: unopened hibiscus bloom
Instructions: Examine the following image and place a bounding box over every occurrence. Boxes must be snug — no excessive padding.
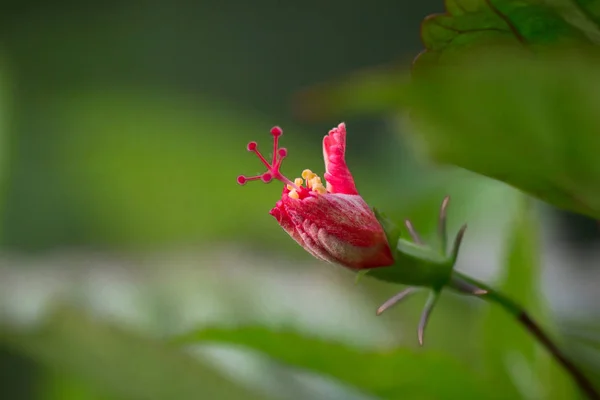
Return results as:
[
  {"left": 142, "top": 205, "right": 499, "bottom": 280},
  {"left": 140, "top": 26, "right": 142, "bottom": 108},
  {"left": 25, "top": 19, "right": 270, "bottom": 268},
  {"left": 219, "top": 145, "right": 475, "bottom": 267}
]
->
[{"left": 237, "top": 123, "right": 394, "bottom": 269}]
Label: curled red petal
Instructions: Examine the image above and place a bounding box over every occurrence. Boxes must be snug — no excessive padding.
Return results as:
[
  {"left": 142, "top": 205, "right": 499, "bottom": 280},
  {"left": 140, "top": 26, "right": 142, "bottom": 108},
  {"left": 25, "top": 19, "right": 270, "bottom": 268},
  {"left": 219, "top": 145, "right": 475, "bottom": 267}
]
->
[
  {"left": 273, "top": 192, "right": 394, "bottom": 269},
  {"left": 322, "top": 123, "right": 358, "bottom": 195},
  {"left": 270, "top": 200, "right": 328, "bottom": 261}
]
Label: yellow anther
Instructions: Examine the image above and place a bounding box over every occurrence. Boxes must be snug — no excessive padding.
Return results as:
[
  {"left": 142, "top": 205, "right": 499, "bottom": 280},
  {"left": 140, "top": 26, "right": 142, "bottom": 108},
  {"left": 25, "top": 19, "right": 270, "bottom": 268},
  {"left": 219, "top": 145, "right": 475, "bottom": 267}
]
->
[
  {"left": 307, "top": 176, "right": 322, "bottom": 190},
  {"left": 288, "top": 177, "right": 304, "bottom": 191},
  {"left": 295, "top": 169, "right": 327, "bottom": 195},
  {"left": 302, "top": 169, "right": 316, "bottom": 180},
  {"left": 288, "top": 189, "right": 300, "bottom": 199},
  {"left": 314, "top": 185, "right": 327, "bottom": 195}
]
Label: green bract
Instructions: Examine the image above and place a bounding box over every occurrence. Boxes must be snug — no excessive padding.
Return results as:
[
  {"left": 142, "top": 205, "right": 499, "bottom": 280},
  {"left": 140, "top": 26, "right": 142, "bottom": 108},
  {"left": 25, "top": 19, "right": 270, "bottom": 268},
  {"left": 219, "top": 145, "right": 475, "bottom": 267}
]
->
[
  {"left": 370, "top": 198, "right": 463, "bottom": 290},
  {"left": 357, "top": 197, "right": 483, "bottom": 346}
]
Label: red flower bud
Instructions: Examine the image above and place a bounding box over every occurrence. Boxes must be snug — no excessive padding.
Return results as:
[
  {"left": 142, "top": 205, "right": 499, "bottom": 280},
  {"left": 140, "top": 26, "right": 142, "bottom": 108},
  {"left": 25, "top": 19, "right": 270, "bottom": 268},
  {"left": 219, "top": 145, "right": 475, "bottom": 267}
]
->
[{"left": 238, "top": 123, "right": 394, "bottom": 269}]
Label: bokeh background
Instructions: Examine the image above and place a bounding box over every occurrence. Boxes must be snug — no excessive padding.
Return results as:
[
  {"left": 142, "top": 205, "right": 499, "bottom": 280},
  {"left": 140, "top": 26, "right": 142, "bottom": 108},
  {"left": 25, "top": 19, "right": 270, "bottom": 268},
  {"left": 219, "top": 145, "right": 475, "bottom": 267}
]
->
[{"left": 0, "top": 1, "right": 599, "bottom": 399}]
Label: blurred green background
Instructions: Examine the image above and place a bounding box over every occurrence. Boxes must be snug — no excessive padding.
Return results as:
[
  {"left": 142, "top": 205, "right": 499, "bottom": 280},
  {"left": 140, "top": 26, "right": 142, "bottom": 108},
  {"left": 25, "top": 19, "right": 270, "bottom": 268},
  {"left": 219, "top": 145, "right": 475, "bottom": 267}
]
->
[{"left": 0, "top": 1, "right": 599, "bottom": 399}]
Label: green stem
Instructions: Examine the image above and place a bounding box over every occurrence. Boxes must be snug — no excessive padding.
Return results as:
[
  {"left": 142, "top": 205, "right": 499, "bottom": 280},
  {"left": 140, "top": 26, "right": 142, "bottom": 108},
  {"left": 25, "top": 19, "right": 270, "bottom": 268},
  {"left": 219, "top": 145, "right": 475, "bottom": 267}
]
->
[{"left": 454, "top": 271, "right": 599, "bottom": 400}]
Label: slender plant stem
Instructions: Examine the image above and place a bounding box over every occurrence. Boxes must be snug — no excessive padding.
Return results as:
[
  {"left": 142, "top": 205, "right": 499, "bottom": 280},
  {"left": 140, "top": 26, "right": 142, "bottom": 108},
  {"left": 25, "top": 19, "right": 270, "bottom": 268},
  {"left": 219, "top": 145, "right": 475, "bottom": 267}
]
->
[{"left": 454, "top": 272, "right": 600, "bottom": 400}]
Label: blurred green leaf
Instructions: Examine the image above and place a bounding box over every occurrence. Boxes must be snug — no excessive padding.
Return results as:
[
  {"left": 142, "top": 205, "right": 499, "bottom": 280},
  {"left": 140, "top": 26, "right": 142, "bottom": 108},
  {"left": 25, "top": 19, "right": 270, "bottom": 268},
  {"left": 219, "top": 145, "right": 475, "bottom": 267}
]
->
[
  {"left": 481, "top": 195, "right": 575, "bottom": 399},
  {"left": 564, "top": 320, "right": 600, "bottom": 353},
  {"left": 174, "top": 325, "right": 508, "bottom": 399},
  {"left": 563, "top": 321, "right": 600, "bottom": 387},
  {"left": 408, "top": 1, "right": 600, "bottom": 219},
  {"left": 415, "top": 0, "right": 600, "bottom": 74},
  {"left": 407, "top": 49, "right": 600, "bottom": 219},
  {"left": 560, "top": 0, "right": 600, "bottom": 34},
  {"left": 416, "top": 0, "right": 521, "bottom": 72},
  {"left": 293, "top": 0, "right": 600, "bottom": 121},
  {"left": 419, "top": 0, "right": 593, "bottom": 64},
  {"left": 1, "top": 306, "right": 266, "bottom": 400},
  {"left": 575, "top": 0, "right": 600, "bottom": 24}
]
